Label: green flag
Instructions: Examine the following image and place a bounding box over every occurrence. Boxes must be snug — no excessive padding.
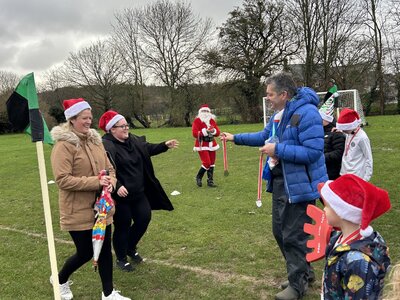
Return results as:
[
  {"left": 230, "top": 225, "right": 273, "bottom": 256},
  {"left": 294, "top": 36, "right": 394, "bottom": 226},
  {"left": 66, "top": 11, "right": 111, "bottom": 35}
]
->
[{"left": 6, "top": 73, "right": 53, "bottom": 144}]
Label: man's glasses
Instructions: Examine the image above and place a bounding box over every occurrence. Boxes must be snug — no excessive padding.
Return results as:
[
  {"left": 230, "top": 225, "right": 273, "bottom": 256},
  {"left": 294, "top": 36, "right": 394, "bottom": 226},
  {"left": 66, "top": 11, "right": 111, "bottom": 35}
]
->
[{"left": 113, "top": 124, "right": 130, "bottom": 129}]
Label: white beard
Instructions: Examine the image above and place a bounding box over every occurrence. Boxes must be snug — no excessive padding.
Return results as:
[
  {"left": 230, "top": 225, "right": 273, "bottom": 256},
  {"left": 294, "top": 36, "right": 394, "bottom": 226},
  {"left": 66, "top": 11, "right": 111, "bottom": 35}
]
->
[{"left": 198, "top": 112, "right": 215, "bottom": 127}]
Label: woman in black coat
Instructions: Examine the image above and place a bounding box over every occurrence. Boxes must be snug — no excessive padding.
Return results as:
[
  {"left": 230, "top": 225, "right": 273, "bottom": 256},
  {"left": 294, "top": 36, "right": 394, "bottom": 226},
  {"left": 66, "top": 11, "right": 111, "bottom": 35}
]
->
[
  {"left": 99, "top": 110, "right": 178, "bottom": 272},
  {"left": 322, "top": 118, "right": 345, "bottom": 180}
]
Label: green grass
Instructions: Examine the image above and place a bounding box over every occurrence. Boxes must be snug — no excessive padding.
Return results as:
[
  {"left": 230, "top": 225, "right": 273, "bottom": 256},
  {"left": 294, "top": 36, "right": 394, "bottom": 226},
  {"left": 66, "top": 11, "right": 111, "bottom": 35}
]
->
[{"left": 0, "top": 115, "right": 399, "bottom": 299}]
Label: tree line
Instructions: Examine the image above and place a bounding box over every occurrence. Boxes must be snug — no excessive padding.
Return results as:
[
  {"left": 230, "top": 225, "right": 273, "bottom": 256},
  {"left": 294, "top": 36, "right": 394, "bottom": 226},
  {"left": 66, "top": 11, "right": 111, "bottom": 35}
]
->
[{"left": 1, "top": 0, "right": 400, "bottom": 131}]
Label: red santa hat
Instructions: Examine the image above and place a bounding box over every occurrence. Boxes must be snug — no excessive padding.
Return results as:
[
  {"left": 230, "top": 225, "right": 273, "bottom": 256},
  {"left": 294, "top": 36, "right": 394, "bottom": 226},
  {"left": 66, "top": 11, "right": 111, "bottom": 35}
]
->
[
  {"left": 63, "top": 98, "right": 91, "bottom": 120},
  {"left": 336, "top": 108, "right": 360, "bottom": 131},
  {"left": 319, "top": 174, "right": 391, "bottom": 237},
  {"left": 199, "top": 104, "right": 211, "bottom": 113},
  {"left": 98, "top": 110, "right": 124, "bottom": 132}
]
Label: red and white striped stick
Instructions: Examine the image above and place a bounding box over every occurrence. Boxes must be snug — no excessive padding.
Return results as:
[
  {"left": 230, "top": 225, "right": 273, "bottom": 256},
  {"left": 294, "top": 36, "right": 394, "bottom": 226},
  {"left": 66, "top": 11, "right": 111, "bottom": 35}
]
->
[
  {"left": 222, "top": 137, "right": 229, "bottom": 176},
  {"left": 256, "top": 153, "right": 264, "bottom": 207}
]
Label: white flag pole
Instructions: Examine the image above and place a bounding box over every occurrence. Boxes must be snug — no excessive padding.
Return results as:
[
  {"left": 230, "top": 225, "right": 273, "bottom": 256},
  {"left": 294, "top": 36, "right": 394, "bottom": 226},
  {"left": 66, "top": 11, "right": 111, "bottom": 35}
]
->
[{"left": 36, "top": 141, "right": 61, "bottom": 300}]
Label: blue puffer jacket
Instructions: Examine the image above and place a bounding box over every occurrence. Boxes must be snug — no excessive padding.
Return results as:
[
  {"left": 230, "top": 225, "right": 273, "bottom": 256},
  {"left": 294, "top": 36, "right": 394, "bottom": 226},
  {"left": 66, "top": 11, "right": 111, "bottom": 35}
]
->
[{"left": 234, "top": 87, "right": 328, "bottom": 203}]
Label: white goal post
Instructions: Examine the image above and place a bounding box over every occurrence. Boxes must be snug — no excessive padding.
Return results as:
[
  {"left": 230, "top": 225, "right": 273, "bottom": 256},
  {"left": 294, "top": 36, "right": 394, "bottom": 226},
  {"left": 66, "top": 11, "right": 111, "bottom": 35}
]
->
[{"left": 263, "top": 89, "right": 367, "bottom": 127}]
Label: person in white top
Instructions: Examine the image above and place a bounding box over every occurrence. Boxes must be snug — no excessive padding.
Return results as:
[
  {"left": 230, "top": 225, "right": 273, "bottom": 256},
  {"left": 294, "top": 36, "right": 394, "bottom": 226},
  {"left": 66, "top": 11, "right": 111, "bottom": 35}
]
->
[{"left": 336, "top": 108, "right": 373, "bottom": 181}]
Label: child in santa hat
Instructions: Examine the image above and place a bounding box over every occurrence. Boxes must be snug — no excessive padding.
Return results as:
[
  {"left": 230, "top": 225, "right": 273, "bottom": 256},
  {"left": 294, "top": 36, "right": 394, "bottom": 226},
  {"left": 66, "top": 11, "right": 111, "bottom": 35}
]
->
[
  {"left": 319, "top": 174, "right": 391, "bottom": 299},
  {"left": 336, "top": 108, "right": 373, "bottom": 181}
]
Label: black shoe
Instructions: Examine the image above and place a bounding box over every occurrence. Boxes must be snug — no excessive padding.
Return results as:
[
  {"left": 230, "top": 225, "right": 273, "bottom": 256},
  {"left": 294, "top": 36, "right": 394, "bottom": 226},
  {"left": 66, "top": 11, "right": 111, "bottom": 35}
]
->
[
  {"left": 116, "top": 259, "right": 134, "bottom": 272},
  {"left": 196, "top": 176, "right": 202, "bottom": 187},
  {"left": 196, "top": 167, "right": 206, "bottom": 187},
  {"left": 206, "top": 167, "right": 216, "bottom": 187},
  {"left": 207, "top": 179, "right": 217, "bottom": 187},
  {"left": 128, "top": 250, "right": 143, "bottom": 264}
]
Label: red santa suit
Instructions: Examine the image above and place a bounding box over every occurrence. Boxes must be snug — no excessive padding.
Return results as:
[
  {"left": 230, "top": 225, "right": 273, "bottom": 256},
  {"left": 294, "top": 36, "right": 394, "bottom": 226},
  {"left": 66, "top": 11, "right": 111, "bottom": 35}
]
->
[
  {"left": 192, "top": 105, "right": 220, "bottom": 187},
  {"left": 192, "top": 113, "right": 220, "bottom": 169}
]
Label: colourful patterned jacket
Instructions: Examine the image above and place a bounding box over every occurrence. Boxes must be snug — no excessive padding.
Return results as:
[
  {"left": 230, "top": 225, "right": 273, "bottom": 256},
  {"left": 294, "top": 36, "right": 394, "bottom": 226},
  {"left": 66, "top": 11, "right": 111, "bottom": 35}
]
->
[{"left": 323, "top": 231, "right": 390, "bottom": 299}]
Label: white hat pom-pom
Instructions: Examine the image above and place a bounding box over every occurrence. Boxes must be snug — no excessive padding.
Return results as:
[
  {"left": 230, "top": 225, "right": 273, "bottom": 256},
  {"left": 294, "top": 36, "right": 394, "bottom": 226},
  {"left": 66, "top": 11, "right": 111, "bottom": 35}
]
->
[{"left": 360, "top": 226, "right": 373, "bottom": 237}]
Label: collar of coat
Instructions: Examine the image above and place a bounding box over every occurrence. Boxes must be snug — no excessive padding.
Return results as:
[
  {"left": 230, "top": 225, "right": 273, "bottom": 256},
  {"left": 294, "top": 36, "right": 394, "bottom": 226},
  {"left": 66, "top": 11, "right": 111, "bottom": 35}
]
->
[{"left": 50, "top": 122, "right": 102, "bottom": 146}]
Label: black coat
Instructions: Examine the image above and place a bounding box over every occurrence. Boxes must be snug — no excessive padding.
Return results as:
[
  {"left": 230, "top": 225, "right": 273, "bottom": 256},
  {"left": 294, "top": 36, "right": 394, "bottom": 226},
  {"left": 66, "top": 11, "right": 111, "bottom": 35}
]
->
[
  {"left": 323, "top": 122, "right": 345, "bottom": 180},
  {"left": 102, "top": 133, "right": 174, "bottom": 211}
]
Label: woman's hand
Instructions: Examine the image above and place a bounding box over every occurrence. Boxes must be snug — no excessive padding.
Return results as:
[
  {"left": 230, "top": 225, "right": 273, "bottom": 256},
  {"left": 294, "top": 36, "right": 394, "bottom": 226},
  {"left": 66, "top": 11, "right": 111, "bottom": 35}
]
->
[
  {"left": 117, "top": 185, "right": 129, "bottom": 197},
  {"left": 106, "top": 183, "right": 114, "bottom": 193},
  {"left": 166, "top": 139, "right": 179, "bottom": 149},
  {"left": 99, "top": 175, "right": 111, "bottom": 187}
]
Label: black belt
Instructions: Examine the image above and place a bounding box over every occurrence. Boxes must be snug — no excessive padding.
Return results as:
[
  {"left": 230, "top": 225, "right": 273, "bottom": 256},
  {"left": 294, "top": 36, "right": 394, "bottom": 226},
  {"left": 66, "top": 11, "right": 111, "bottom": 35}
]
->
[{"left": 201, "top": 136, "right": 214, "bottom": 142}]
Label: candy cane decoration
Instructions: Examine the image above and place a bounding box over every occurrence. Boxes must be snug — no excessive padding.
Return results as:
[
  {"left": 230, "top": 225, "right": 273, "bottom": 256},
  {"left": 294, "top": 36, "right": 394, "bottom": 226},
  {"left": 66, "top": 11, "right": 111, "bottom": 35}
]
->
[
  {"left": 222, "top": 137, "right": 229, "bottom": 176},
  {"left": 256, "top": 153, "right": 264, "bottom": 207}
]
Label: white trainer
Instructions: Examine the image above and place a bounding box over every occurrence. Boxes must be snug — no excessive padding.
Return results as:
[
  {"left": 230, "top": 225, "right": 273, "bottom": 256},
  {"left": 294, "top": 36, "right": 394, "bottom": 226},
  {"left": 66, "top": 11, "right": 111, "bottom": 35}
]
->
[
  {"left": 102, "top": 289, "right": 131, "bottom": 300},
  {"left": 49, "top": 276, "right": 73, "bottom": 300}
]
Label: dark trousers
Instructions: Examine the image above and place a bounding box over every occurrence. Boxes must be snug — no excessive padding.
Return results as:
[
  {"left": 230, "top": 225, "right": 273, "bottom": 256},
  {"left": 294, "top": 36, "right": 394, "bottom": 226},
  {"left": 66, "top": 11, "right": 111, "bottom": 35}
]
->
[
  {"left": 59, "top": 225, "right": 113, "bottom": 295},
  {"left": 272, "top": 176, "right": 314, "bottom": 296},
  {"left": 113, "top": 192, "right": 152, "bottom": 260}
]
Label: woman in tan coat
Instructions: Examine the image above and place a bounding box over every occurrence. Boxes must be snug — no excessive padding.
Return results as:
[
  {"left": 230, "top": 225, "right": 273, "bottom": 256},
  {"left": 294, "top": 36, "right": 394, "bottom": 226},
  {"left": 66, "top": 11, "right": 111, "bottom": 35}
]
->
[{"left": 50, "top": 98, "right": 130, "bottom": 300}]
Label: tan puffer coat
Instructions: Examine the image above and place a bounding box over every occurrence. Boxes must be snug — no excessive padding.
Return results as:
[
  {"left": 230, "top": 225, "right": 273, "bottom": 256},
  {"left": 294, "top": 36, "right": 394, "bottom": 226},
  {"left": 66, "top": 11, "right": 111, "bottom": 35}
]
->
[{"left": 50, "top": 123, "right": 116, "bottom": 231}]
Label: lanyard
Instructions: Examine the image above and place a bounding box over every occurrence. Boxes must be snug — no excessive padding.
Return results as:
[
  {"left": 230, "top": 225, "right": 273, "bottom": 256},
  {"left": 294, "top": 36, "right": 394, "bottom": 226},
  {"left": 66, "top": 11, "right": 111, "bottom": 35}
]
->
[
  {"left": 335, "top": 228, "right": 361, "bottom": 247},
  {"left": 344, "top": 127, "right": 360, "bottom": 156},
  {"left": 272, "top": 119, "right": 279, "bottom": 137}
]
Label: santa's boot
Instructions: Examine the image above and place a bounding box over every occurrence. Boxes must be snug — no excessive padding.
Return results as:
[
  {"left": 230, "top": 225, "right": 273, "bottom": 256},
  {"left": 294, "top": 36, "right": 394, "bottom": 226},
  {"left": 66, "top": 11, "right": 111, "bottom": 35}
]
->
[
  {"left": 207, "top": 167, "right": 217, "bottom": 187},
  {"left": 196, "top": 167, "right": 207, "bottom": 187}
]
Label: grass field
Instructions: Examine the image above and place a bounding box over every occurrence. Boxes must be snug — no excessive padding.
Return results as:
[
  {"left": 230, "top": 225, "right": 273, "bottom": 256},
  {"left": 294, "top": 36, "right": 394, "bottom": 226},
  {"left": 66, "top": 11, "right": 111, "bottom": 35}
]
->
[{"left": 0, "top": 115, "right": 399, "bottom": 300}]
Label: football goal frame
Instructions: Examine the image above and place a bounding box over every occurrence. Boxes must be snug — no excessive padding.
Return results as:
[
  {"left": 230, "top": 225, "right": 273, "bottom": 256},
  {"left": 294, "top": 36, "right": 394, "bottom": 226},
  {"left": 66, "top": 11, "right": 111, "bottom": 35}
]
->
[{"left": 262, "top": 89, "right": 366, "bottom": 127}]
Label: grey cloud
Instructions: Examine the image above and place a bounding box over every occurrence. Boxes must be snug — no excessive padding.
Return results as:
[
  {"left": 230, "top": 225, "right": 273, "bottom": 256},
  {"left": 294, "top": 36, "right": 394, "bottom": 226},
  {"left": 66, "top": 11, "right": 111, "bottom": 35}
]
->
[{"left": 0, "top": 0, "right": 239, "bottom": 78}]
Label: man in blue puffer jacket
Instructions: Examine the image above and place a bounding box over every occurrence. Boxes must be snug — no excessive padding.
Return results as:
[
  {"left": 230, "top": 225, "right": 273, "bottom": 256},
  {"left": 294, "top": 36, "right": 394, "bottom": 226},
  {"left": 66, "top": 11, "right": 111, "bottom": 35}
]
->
[{"left": 223, "top": 72, "right": 328, "bottom": 300}]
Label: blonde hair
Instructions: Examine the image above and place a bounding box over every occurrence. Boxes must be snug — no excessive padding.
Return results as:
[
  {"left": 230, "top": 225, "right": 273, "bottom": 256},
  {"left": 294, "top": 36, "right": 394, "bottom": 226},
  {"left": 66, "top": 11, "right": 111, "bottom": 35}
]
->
[{"left": 384, "top": 263, "right": 400, "bottom": 300}]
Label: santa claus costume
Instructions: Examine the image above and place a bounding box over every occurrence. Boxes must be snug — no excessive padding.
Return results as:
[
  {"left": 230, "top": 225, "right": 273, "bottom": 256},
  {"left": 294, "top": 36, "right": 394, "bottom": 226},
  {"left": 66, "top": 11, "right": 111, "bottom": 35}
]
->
[{"left": 192, "top": 104, "right": 220, "bottom": 187}]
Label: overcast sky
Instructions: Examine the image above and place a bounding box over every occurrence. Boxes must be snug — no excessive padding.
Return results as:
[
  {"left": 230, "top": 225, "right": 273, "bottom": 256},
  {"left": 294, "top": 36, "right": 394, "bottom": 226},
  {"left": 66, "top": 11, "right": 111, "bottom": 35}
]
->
[{"left": 0, "top": 0, "right": 242, "bottom": 82}]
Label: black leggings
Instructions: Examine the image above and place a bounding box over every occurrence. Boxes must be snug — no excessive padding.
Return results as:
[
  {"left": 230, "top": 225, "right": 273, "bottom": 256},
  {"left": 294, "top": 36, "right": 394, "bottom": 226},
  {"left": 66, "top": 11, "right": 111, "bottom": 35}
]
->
[
  {"left": 58, "top": 225, "right": 113, "bottom": 295},
  {"left": 113, "top": 192, "right": 151, "bottom": 260}
]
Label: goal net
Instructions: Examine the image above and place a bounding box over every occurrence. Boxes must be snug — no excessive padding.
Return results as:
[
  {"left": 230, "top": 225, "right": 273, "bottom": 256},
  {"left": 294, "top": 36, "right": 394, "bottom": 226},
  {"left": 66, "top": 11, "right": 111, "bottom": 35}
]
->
[{"left": 263, "top": 89, "right": 367, "bottom": 127}]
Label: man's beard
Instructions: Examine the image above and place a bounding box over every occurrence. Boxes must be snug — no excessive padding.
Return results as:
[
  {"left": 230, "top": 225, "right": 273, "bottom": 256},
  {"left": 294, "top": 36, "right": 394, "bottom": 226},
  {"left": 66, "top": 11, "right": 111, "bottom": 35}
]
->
[{"left": 198, "top": 112, "right": 215, "bottom": 126}]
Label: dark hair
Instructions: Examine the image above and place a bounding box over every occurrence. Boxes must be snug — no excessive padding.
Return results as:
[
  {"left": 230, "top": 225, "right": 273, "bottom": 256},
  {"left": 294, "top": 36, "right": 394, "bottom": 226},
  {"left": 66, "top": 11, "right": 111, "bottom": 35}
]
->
[{"left": 265, "top": 72, "right": 297, "bottom": 99}]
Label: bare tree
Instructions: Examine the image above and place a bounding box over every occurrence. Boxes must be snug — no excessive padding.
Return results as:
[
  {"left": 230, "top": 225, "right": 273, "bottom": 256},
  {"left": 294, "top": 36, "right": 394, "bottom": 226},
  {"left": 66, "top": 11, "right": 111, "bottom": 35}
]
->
[
  {"left": 386, "top": 0, "right": 400, "bottom": 113},
  {"left": 61, "top": 40, "right": 127, "bottom": 112},
  {"left": 287, "top": 0, "right": 322, "bottom": 86},
  {"left": 111, "top": 8, "right": 150, "bottom": 127},
  {"left": 43, "top": 68, "right": 64, "bottom": 93},
  {"left": 333, "top": 38, "right": 375, "bottom": 91},
  {"left": 390, "top": 0, "right": 400, "bottom": 26},
  {"left": 315, "top": 0, "right": 364, "bottom": 86},
  {"left": 137, "top": 0, "right": 213, "bottom": 126},
  {"left": 362, "top": 0, "right": 386, "bottom": 114},
  {"left": 0, "top": 70, "right": 19, "bottom": 95},
  {"left": 0, "top": 70, "right": 20, "bottom": 128},
  {"left": 204, "top": 0, "right": 300, "bottom": 123}
]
